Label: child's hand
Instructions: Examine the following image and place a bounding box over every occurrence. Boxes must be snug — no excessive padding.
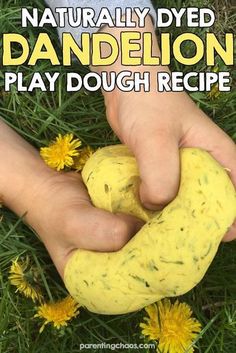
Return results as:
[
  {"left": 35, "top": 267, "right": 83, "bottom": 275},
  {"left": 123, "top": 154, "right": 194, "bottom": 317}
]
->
[
  {"left": 0, "top": 120, "right": 142, "bottom": 277},
  {"left": 23, "top": 171, "right": 143, "bottom": 277},
  {"left": 105, "top": 89, "right": 236, "bottom": 241},
  {"left": 94, "top": 15, "right": 236, "bottom": 241}
]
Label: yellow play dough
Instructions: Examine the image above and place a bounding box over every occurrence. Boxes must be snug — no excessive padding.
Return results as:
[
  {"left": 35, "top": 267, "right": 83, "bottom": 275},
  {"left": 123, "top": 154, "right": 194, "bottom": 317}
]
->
[{"left": 64, "top": 145, "right": 236, "bottom": 315}]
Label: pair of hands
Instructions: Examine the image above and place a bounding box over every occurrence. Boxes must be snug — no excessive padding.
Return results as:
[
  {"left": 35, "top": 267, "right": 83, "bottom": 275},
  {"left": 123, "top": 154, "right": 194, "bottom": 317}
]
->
[
  {"left": 25, "top": 88, "right": 235, "bottom": 278},
  {"left": 2, "top": 17, "right": 236, "bottom": 278},
  {"left": 1, "top": 87, "right": 235, "bottom": 279}
]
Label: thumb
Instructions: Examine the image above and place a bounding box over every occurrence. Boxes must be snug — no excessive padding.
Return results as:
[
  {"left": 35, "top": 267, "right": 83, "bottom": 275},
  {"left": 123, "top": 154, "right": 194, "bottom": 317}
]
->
[
  {"left": 223, "top": 222, "right": 236, "bottom": 242},
  {"left": 69, "top": 204, "right": 144, "bottom": 252},
  {"left": 130, "top": 130, "right": 180, "bottom": 210}
]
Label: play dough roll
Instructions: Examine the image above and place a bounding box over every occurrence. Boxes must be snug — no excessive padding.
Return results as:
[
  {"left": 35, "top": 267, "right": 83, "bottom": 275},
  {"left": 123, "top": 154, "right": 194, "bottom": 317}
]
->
[{"left": 64, "top": 145, "right": 236, "bottom": 315}]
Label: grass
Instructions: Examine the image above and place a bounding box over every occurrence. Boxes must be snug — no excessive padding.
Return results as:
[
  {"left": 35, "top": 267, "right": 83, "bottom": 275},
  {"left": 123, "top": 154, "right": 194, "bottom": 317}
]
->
[{"left": 0, "top": 0, "right": 236, "bottom": 352}]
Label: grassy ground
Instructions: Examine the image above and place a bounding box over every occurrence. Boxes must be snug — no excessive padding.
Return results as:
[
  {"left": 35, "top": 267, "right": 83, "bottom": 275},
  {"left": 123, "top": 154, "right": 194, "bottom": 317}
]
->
[{"left": 0, "top": 0, "right": 236, "bottom": 352}]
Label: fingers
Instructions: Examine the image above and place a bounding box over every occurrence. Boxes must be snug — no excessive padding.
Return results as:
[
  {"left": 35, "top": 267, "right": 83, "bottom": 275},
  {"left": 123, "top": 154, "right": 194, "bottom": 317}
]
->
[
  {"left": 222, "top": 222, "right": 236, "bottom": 242},
  {"left": 129, "top": 128, "right": 180, "bottom": 210},
  {"left": 182, "top": 113, "right": 236, "bottom": 242},
  {"left": 183, "top": 114, "right": 236, "bottom": 186},
  {"left": 48, "top": 204, "right": 144, "bottom": 278},
  {"left": 67, "top": 204, "right": 144, "bottom": 252},
  {"left": 209, "top": 132, "right": 236, "bottom": 186}
]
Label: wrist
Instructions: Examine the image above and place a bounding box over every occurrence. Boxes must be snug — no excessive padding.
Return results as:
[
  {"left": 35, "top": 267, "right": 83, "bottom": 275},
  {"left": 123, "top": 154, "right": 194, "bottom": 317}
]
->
[
  {"left": 90, "top": 15, "right": 169, "bottom": 132},
  {"left": 0, "top": 120, "right": 57, "bottom": 217},
  {"left": 3, "top": 158, "right": 57, "bottom": 219}
]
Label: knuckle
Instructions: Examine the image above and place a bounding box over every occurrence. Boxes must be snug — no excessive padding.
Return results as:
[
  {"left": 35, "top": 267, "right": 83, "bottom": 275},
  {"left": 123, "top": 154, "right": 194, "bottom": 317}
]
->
[
  {"left": 110, "top": 219, "right": 129, "bottom": 251},
  {"left": 141, "top": 184, "right": 177, "bottom": 208}
]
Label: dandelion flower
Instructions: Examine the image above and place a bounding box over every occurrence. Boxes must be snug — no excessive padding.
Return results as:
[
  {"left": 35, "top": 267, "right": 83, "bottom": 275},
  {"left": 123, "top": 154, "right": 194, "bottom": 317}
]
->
[
  {"left": 40, "top": 133, "right": 81, "bottom": 171},
  {"left": 35, "top": 296, "right": 80, "bottom": 333},
  {"left": 140, "top": 299, "right": 201, "bottom": 353},
  {"left": 9, "top": 256, "right": 43, "bottom": 303},
  {"left": 73, "top": 146, "right": 94, "bottom": 171}
]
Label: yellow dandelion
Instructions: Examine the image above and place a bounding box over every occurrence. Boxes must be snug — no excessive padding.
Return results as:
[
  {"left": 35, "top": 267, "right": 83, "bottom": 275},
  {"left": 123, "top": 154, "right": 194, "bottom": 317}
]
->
[
  {"left": 73, "top": 145, "right": 94, "bottom": 171},
  {"left": 9, "top": 256, "right": 43, "bottom": 303},
  {"left": 34, "top": 296, "right": 80, "bottom": 333},
  {"left": 140, "top": 299, "right": 201, "bottom": 353},
  {"left": 40, "top": 133, "right": 81, "bottom": 171}
]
